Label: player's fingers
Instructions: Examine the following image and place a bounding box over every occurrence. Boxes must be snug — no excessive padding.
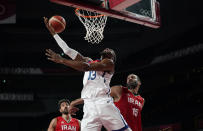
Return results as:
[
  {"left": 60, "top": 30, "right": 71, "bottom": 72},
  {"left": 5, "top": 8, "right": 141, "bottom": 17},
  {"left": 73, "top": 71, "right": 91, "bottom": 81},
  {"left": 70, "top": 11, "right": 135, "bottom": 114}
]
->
[
  {"left": 45, "top": 50, "right": 52, "bottom": 56},
  {"left": 72, "top": 107, "right": 79, "bottom": 112},
  {"left": 45, "top": 17, "right": 48, "bottom": 23},
  {"left": 43, "top": 17, "right": 46, "bottom": 21},
  {"left": 49, "top": 49, "right": 57, "bottom": 55},
  {"left": 45, "top": 49, "right": 50, "bottom": 53},
  {"left": 47, "top": 49, "right": 53, "bottom": 53},
  {"left": 47, "top": 57, "right": 55, "bottom": 61},
  {"left": 47, "top": 57, "right": 51, "bottom": 61},
  {"left": 70, "top": 108, "right": 78, "bottom": 113},
  {"left": 46, "top": 49, "right": 53, "bottom": 54},
  {"left": 45, "top": 52, "right": 52, "bottom": 57},
  {"left": 75, "top": 107, "right": 79, "bottom": 111},
  {"left": 43, "top": 17, "right": 48, "bottom": 24},
  {"left": 70, "top": 110, "right": 77, "bottom": 115},
  {"left": 72, "top": 106, "right": 78, "bottom": 109}
]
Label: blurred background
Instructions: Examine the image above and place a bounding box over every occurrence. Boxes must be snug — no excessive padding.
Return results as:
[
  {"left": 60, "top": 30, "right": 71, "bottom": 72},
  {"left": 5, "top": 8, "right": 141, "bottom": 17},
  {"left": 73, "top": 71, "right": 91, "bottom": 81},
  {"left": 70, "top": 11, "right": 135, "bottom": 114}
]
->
[{"left": 0, "top": 0, "right": 203, "bottom": 130}]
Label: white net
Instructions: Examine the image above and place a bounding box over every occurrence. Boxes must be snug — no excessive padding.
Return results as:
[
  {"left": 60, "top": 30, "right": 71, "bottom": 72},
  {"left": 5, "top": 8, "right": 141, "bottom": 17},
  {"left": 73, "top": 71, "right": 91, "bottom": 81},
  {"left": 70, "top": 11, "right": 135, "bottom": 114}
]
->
[{"left": 75, "top": 8, "right": 107, "bottom": 44}]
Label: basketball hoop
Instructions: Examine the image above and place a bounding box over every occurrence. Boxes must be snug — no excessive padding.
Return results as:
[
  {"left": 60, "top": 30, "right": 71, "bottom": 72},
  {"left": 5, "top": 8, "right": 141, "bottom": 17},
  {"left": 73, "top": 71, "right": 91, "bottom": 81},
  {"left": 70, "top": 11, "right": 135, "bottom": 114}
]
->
[{"left": 75, "top": 8, "right": 107, "bottom": 44}]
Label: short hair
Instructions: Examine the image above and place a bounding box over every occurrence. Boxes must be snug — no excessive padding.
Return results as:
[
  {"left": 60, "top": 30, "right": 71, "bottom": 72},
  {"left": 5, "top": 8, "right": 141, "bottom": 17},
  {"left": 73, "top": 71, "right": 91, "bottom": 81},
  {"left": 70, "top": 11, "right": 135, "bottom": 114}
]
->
[
  {"left": 57, "top": 99, "right": 70, "bottom": 109},
  {"left": 109, "top": 48, "right": 116, "bottom": 63},
  {"left": 128, "top": 74, "right": 141, "bottom": 83},
  {"left": 112, "top": 50, "right": 117, "bottom": 63}
]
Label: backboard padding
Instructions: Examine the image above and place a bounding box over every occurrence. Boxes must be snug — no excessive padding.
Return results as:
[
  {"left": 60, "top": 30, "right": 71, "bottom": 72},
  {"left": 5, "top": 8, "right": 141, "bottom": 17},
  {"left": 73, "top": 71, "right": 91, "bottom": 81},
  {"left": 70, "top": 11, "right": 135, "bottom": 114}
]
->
[{"left": 50, "top": 0, "right": 160, "bottom": 28}]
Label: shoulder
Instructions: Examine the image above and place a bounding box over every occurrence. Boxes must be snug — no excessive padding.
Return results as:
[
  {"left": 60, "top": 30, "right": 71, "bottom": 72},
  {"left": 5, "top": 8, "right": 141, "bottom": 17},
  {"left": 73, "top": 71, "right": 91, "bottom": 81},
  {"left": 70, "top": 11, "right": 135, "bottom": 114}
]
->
[
  {"left": 77, "top": 119, "right": 81, "bottom": 124},
  {"left": 71, "top": 117, "right": 80, "bottom": 122},
  {"left": 142, "top": 97, "right": 145, "bottom": 106},
  {"left": 49, "top": 117, "right": 57, "bottom": 128},
  {"left": 77, "top": 119, "right": 81, "bottom": 128},
  {"left": 139, "top": 95, "right": 145, "bottom": 101},
  {"left": 111, "top": 85, "right": 123, "bottom": 90},
  {"left": 110, "top": 85, "right": 123, "bottom": 96},
  {"left": 138, "top": 95, "right": 145, "bottom": 105},
  {"left": 72, "top": 118, "right": 81, "bottom": 127},
  {"left": 112, "top": 84, "right": 122, "bottom": 87},
  {"left": 71, "top": 117, "right": 78, "bottom": 121},
  {"left": 51, "top": 117, "right": 57, "bottom": 122}
]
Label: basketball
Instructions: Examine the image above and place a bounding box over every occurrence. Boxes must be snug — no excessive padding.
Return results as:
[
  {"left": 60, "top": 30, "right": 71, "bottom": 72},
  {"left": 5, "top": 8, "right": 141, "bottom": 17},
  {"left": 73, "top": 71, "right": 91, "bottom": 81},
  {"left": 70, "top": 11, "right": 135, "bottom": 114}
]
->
[{"left": 49, "top": 15, "right": 66, "bottom": 33}]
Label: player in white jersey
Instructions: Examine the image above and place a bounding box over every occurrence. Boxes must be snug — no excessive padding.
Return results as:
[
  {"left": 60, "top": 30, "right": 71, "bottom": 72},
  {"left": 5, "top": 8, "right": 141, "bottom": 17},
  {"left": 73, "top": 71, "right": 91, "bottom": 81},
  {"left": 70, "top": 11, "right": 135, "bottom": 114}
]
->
[
  {"left": 44, "top": 17, "right": 131, "bottom": 131},
  {"left": 82, "top": 60, "right": 112, "bottom": 99}
]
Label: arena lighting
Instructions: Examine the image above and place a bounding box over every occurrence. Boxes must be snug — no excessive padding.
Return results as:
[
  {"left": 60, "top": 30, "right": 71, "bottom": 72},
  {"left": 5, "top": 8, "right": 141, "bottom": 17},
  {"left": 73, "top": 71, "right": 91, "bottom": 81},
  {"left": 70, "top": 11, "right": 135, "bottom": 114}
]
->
[
  {"left": 0, "top": 93, "right": 34, "bottom": 101},
  {"left": 0, "top": 67, "right": 43, "bottom": 75},
  {"left": 151, "top": 43, "right": 203, "bottom": 64}
]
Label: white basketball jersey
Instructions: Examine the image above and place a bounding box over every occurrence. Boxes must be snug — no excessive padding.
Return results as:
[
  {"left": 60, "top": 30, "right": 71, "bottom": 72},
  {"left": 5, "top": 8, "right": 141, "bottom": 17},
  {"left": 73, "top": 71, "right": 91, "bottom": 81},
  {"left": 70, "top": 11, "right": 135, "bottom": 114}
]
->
[{"left": 81, "top": 70, "right": 113, "bottom": 99}]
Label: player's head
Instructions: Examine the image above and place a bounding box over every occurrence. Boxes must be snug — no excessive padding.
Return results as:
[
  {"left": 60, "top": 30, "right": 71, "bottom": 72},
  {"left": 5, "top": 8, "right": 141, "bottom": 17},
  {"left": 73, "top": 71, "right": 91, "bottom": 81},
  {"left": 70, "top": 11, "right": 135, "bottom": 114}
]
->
[
  {"left": 100, "top": 48, "right": 116, "bottom": 62},
  {"left": 58, "top": 99, "right": 70, "bottom": 115},
  {"left": 126, "top": 74, "right": 141, "bottom": 91}
]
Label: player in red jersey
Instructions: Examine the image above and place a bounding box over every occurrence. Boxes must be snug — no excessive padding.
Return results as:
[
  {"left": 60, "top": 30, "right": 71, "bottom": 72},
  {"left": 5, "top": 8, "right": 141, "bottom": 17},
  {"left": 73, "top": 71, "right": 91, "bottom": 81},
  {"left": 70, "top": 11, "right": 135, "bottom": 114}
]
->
[
  {"left": 110, "top": 74, "right": 145, "bottom": 131},
  {"left": 48, "top": 99, "right": 80, "bottom": 131}
]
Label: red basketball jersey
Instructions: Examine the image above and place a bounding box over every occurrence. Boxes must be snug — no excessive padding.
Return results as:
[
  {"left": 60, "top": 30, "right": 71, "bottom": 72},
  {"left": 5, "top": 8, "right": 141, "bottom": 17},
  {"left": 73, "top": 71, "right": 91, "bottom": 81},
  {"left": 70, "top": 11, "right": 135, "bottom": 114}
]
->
[
  {"left": 114, "top": 87, "right": 144, "bottom": 131},
  {"left": 55, "top": 116, "right": 80, "bottom": 131}
]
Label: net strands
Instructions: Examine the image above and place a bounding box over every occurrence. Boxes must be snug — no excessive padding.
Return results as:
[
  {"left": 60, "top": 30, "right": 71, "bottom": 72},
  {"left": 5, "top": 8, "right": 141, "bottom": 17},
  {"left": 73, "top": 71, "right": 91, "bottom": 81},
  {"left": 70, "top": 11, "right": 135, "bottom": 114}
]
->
[{"left": 75, "top": 8, "right": 107, "bottom": 44}]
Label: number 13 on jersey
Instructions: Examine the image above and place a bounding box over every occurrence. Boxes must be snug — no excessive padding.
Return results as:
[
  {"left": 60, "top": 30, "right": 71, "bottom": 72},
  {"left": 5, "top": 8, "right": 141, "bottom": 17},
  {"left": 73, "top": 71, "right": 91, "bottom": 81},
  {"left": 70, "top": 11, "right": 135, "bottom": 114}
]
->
[
  {"left": 88, "top": 71, "right": 96, "bottom": 80},
  {"left": 88, "top": 71, "right": 106, "bottom": 83}
]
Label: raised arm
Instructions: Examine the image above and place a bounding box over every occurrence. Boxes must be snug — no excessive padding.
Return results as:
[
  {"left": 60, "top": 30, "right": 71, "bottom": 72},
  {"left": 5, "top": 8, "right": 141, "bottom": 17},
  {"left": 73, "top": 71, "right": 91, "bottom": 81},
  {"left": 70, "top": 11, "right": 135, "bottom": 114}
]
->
[
  {"left": 110, "top": 85, "right": 123, "bottom": 102},
  {"left": 47, "top": 118, "right": 57, "bottom": 131},
  {"left": 70, "top": 98, "right": 84, "bottom": 107},
  {"left": 68, "top": 98, "right": 84, "bottom": 115},
  {"left": 45, "top": 49, "right": 114, "bottom": 72},
  {"left": 43, "top": 17, "right": 90, "bottom": 62},
  {"left": 87, "top": 58, "right": 114, "bottom": 72},
  {"left": 45, "top": 49, "right": 90, "bottom": 71}
]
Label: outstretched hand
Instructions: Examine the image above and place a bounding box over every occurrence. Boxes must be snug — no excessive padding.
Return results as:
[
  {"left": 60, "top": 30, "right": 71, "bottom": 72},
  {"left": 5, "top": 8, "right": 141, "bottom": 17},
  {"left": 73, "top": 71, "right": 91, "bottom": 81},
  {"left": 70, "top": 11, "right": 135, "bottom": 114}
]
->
[
  {"left": 43, "top": 17, "right": 56, "bottom": 36},
  {"left": 68, "top": 105, "right": 79, "bottom": 115},
  {"left": 45, "top": 49, "right": 64, "bottom": 64}
]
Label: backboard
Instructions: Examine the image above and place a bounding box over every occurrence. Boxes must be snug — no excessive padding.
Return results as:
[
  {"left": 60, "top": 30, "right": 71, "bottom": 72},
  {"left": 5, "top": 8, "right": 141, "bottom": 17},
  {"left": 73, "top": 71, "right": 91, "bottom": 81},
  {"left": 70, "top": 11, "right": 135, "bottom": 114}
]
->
[{"left": 50, "top": 0, "right": 160, "bottom": 28}]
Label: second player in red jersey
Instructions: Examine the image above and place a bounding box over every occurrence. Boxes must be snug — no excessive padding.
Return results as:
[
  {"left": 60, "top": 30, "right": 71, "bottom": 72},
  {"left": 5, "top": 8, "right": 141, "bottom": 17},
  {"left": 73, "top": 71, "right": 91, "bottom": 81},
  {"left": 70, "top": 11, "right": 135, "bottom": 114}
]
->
[
  {"left": 55, "top": 116, "right": 80, "bottom": 131},
  {"left": 48, "top": 99, "right": 80, "bottom": 131},
  {"left": 111, "top": 74, "right": 145, "bottom": 131}
]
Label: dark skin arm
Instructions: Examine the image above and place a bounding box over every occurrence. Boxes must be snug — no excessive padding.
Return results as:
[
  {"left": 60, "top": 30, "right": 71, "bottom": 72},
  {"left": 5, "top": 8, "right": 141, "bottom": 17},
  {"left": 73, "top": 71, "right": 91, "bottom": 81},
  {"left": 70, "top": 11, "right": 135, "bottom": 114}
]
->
[
  {"left": 111, "top": 85, "right": 145, "bottom": 108},
  {"left": 47, "top": 118, "right": 57, "bottom": 131},
  {"left": 45, "top": 49, "right": 89, "bottom": 71},
  {"left": 110, "top": 85, "right": 123, "bottom": 102},
  {"left": 43, "top": 17, "right": 89, "bottom": 62},
  {"left": 45, "top": 49, "right": 114, "bottom": 72},
  {"left": 68, "top": 98, "right": 84, "bottom": 115},
  {"left": 70, "top": 98, "right": 84, "bottom": 107}
]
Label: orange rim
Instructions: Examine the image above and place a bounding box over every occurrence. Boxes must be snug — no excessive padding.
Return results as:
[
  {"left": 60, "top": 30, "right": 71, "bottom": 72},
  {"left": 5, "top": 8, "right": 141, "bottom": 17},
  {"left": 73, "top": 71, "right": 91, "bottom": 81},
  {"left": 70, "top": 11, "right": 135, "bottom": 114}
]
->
[{"left": 75, "top": 8, "right": 105, "bottom": 18}]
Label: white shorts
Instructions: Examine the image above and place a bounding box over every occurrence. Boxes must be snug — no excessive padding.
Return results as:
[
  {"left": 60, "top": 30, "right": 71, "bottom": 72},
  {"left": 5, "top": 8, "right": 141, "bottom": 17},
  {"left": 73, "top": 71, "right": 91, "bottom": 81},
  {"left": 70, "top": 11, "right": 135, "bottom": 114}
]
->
[{"left": 81, "top": 97, "right": 131, "bottom": 131}]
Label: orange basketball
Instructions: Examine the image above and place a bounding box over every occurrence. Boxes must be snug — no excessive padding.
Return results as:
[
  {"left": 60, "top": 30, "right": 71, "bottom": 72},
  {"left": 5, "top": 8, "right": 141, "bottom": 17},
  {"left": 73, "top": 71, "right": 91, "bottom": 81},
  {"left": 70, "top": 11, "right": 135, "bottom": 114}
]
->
[{"left": 49, "top": 15, "right": 66, "bottom": 33}]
